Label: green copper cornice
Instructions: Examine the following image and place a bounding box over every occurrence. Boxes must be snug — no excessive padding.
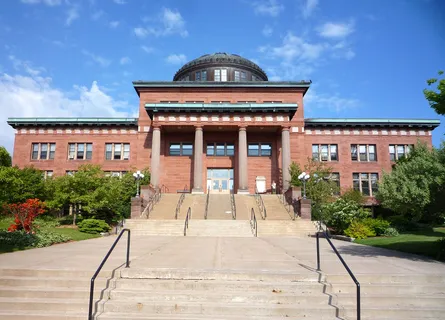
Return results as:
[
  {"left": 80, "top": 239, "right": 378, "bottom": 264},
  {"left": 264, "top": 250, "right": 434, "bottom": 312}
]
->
[
  {"left": 304, "top": 118, "right": 441, "bottom": 129},
  {"left": 133, "top": 81, "right": 311, "bottom": 89},
  {"left": 7, "top": 117, "right": 138, "bottom": 128}
]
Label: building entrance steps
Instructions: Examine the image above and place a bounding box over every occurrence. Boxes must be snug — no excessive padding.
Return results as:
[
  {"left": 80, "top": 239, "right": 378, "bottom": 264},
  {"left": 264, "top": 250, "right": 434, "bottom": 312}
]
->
[
  {"left": 207, "top": 194, "right": 233, "bottom": 220},
  {"left": 146, "top": 193, "right": 181, "bottom": 219},
  {"left": 260, "top": 194, "right": 295, "bottom": 220},
  {"left": 257, "top": 220, "right": 318, "bottom": 237},
  {"left": 234, "top": 194, "right": 257, "bottom": 220}
]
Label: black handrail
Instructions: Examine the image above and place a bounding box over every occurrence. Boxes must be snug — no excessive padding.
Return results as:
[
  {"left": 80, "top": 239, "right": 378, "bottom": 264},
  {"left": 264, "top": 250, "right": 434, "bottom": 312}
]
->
[
  {"left": 230, "top": 190, "right": 236, "bottom": 220},
  {"left": 254, "top": 187, "right": 267, "bottom": 219},
  {"left": 279, "top": 192, "right": 295, "bottom": 220},
  {"left": 183, "top": 207, "right": 191, "bottom": 236},
  {"left": 88, "top": 228, "right": 130, "bottom": 320},
  {"left": 250, "top": 208, "right": 257, "bottom": 237},
  {"left": 316, "top": 224, "right": 361, "bottom": 320},
  {"left": 175, "top": 193, "right": 185, "bottom": 219},
  {"left": 204, "top": 186, "right": 210, "bottom": 219}
]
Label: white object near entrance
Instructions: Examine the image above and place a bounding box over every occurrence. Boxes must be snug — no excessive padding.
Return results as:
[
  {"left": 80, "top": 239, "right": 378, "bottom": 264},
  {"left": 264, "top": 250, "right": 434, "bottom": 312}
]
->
[{"left": 256, "top": 176, "right": 267, "bottom": 193}]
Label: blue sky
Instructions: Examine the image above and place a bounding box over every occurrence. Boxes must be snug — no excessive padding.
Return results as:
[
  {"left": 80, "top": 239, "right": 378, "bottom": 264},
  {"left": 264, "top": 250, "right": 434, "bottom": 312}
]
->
[{"left": 0, "top": 0, "right": 444, "bottom": 153}]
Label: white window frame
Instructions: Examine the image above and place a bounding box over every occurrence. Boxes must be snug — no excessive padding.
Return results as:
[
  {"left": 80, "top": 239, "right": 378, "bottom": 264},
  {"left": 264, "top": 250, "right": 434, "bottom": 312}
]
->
[
  {"left": 389, "top": 144, "right": 413, "bottom": 161},
  {"left": 312, "top": 144, "right": 338, "bottom": 161},
  {"left": 351, "top": 144, "right": 377, "bottom": 162},
  {"left": 43, "top": 170, "right": 53, "bottom": 179},
  {"left": 105, "top": 143, "right": 130, "bottom": 160},
  {"left": 68, "top": 143, "right": 92, "bottom": 160},
  {"left": 353, "top": 173, "right": 379, "bottom": 196},
  {"left": 31, "top": 143, "right": 55, "bottom": 160}
]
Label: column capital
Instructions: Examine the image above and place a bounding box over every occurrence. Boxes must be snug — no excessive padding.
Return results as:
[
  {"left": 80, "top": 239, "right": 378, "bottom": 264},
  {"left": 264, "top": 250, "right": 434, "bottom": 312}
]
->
[
  {"left": 152, "top": 125, "right": 161, "bottom": 130},
  {"left": 194, "top": 125, "right": 203, "bottom": 130},
  {"left": 238, "top": 125, "right": 247, "bottom": 131},
  {"left": 281, "top": 126, "right": 290, "bottom": 132}
]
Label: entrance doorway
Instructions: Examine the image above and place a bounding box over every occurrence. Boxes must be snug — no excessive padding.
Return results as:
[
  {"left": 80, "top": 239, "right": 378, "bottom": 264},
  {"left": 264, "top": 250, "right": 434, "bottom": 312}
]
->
[{"left": 207, "top": 168, "right": 234, "bottom": 194}]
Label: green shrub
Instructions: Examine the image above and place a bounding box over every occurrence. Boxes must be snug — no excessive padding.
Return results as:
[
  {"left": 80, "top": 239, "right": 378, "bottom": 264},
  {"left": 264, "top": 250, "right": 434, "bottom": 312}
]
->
[
  {"left": 362, "top": 218, "right": 391, "bottom": 236},
  {"left": 35, "top": 216, "right": 60, "bottom": 229},
  {"left": 436, "top": 238, "right": 445, "bottom": 261},
  {"left": 34, "top": 230, "right": 71, "bottom": 247},
  {"left": 58, "top": 214, "right": 84, "bottom": 226},
  {"left": 78, "top": 219, "right": 110, "bottom": 234},
  {"left": 0, "top": 230, "right": 71, "bottom": 248},
  {"left": 383, "top": 227, "right": 399, "bottom": 237},
  {"left": 321, "top": 198, "right": 371, "bottom": 233},
  {"left": 344, "top": 221, "right": 376, "bottom": 240},
  {"left": 340, "top": 188, "right": 365, "bottom": 205},
  {"left": 386, "top": 215, "right": 419, "bottom": 232}
]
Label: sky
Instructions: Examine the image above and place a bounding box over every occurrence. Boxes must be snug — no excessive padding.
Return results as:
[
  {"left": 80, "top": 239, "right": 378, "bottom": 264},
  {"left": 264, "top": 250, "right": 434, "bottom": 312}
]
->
[{"left": 0, "top": 0, "right": 444, "bottom": 153}]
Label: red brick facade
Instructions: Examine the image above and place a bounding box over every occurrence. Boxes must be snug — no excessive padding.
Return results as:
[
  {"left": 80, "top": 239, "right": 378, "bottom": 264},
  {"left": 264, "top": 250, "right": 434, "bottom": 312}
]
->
[{"left": 8, "top": 85, "right": 437, "bottom": 195}]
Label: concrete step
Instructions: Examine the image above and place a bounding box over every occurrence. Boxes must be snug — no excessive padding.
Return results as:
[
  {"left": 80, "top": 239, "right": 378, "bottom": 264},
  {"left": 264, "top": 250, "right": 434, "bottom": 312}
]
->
[
  {"left": 125, "top": 220, "right": 184, "bottom": 236},
  {"left": 186, "top": 220, "right": 253, "bottom": 237},
  {"left": 101, "top": 300, "right": 340, "bottom": 317},
  {"left": 338, "top": 294, "right": 445, "bottom": 307},
  {"left": 97, "top": 313, "right": 343, "bottom": 320},
  {"left": 0, "top": 276, "right": 111, "bottom": 288},
  {"left": 234, "top": 195, "right": 256, "bottom": 220},
  {"left": 343, "top": 306, "right": 445, "bottom": 319},
  {"left": 147, "top": 194, "right": 181, "bottom": 220},
  {"left": 207, "top": 194, "right": 233, "bottom": 220},
  {"left": 0, "top": 298, "right": 89, "bottom": 312},
  {"left": 0, "top": 268, "right": 114, "bottom": 278},
  {"left": 256, "top": 220, "right": 317, "bottom": 237},
  {"left": 0, "top": 311, "right": 85, "bottom": 320},
  {"left": 0, "top": 286, "right": 105, "bottom": 299},
  {"left": 261, "top": 195, "right": 294, "bottom": 220},
  {"left": 327, "top": 273, "right": 445, "bottom": 284},
  {"left": 331, "top": 282, "right": 445, "bottom": 295}
]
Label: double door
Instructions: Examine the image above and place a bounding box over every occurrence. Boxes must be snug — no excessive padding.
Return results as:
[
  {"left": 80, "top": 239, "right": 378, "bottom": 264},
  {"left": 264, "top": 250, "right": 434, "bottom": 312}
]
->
[{"left": 207, "top": 168, "right": 234, "bottom": 194}]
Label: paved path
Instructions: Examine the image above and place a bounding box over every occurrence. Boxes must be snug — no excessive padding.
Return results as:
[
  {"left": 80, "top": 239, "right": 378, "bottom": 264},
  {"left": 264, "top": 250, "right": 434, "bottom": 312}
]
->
[{"left": 1, "top": 235, "right": 444, "bottom": 277}]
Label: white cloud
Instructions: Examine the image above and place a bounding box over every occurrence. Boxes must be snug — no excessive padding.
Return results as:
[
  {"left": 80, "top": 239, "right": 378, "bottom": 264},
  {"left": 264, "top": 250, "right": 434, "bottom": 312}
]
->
[
  {"left": 262, "top": 25, "right": 273, "bottom": 37},
  {"left": 120, "top": 56, "right": 131, "bottom": 65},
  {"left": 253, "top": 0, "right": 284, "bottom": 17},
  {"left": 318, "top": 22, "right": 354, "bottom": 38},
  {"left": 0, "top": 60, "right": 132, "bottom": 154},
  {"left": 21, "top": 0, "right": 62, "bottom": 5},
  {"left": 141, "top": 46, "right": 154, "bottom": 53},
  {"left": 165, "top": 54, "right": 187, "bottom": 65},
  {"left": 109, "top": 20, "right": 120, "bottom": 28},
  {"left": 305, "top": 88, "right": 360, "bottom": 113},
  {"left": 135, "top": 8, "right": 188, "bottom": 38},
  {"left": 302, "top": 0, "right": 318, "bottom": 18},
  {"left": 9, "top": 55, "right": 45, "bottom": 76},
  {"left": 113, "top": 0, "right": 126, "bottom": 4},
  {"left": 81, "top": 50, "right": 111, "bottom": 67},
  {"left": 65, "top": 6, "right": 80, "bottom": 26}
]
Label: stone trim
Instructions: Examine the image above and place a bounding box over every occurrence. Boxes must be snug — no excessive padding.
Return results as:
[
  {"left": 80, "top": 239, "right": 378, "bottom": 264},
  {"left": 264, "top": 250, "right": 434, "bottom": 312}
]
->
[{"left": 304, "top": 128, "right": 432, "bottom": 136}]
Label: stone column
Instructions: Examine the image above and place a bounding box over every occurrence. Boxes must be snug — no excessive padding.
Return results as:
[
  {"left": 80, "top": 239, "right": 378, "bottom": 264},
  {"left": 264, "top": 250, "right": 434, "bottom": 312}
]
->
[
  {"left": 150, "top": 126, "right": 161, "bottom": 188},
  {"left": 238, "top": 126, "right": 249, "bottom": 194},
  {"left": 281, "top": 127, "right": 291, "bottom": 192},
  {"left": 192, "top": 126, "right": 204, "bottom": 194}
]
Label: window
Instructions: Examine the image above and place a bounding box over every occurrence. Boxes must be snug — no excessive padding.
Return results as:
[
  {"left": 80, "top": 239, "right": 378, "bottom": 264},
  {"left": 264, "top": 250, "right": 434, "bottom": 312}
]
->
[
  {"left": 104, "top": 171, "right": 127, "bottom": 178},
  {"left": 351, "top": 144, "right": 377, "bottom": 162},
  {"left": 31, "top": 143, "right": 55, "bottom": 160},
  {"left": 353, "top": 173, "right": 379, "bottom": 196},
  {"left": 214, "top": 69, "right": 227, "bottom": 82},
  {"left": 330, "top": 173, "right": 340, "bottom": 194},
  {"left": 43, "top": 170, "right": 53, "bottom": 179},
  {"left": 68, "top": 143, "right": 92, "bottom": 160},
  {"left": 312, "top": 144, "right": 338, "bottom": 161},
  {"left": 206, "top": 143, "right": 235, "bottom": 156},
  {"left": 234, "top": 71, "right": 240, "bottom": 82},
  {"left": 248, "top": 143, "right": 272, "bottom": 157},
  {"left": 195, "top": 71, "right": 201, "bottom": 81},
  {"left": 105, "top": 143, "right": 130, "bottom": 160},
  {"left": 66, "top": 170, "right": 77, "bottom": 176},
  {"left": 241, "top": 71, "right": 246, "bottom": 81},
  {"left": 202, "top": 70, "right": 207, "bottom": 81},
  {"left": 389, "top": 144, "right": 413, "bottom": 161},
  {"left": 169, "top": 143, "right": 193, "bottom": 156}
]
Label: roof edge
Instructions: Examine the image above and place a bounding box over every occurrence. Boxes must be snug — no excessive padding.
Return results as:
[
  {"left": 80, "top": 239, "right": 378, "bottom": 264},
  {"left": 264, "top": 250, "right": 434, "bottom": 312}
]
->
[
  {"left": 133, "top": 81, "right": 311, "bottom": 88},
  {"left": 7, "top": 117, "right": 138, "bottom": 128},
  {"left": 304, "top": 118, "right": 441, "bottom": 129}
]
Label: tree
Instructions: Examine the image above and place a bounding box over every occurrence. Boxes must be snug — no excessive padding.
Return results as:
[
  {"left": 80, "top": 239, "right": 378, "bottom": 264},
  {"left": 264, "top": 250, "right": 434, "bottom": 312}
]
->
[
  {"left": 2, "top": 198, "right": 46, "bottom": 232},
  {"left": 0, "top": 166, "right": 46, "bottom": 206},
  {"left": 376, "top": 142, "right": 445, "bottom": 222},
  {"left": 424, "top": 70, "right": 445, "bottom": 115},
  {"left": 303, "top": 158, "right": 339, "bottom": 206},
  {"left": 0, "top": 146, "right": 11, "bottom": 167},
  {"left": 289, "top": 162, "right": 303, "bottom": 187}
]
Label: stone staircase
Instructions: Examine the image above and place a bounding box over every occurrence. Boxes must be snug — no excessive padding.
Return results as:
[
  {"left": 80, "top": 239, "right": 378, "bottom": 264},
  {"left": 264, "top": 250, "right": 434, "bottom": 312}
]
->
[
  {"left": 234, "top": 195, "right": 256, "bottom": 220},
  {"left": 186, "top": 220, "right": 253, "bottom": 237},
  {"left": 148, "top": 194, "right": 181, "bottom": 219},
  {"left": 125, "top": 220, "right": 184, "bottom": 236},
  {"left": 257, "top": 220, "right": 318, "bottom": 237},
  {"left": 261, "top": 194, "right": 294, "bottom": 220},
  {"left": 207, "top": 194, "right": 233, "bottom": 220},
  {"left": 326, "top": 274, "right": 445, "bottom": 319},
  {"left": 180, "top": 194, "right": 206, "bottom": 220}
]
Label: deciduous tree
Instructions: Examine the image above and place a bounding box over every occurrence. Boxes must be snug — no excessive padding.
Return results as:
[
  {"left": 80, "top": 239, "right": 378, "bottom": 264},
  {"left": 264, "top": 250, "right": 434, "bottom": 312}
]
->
[
  {"left": 0, "top": 146, "right": 11, "bottom": 167},
  {"left": 424, "top": 70, "right": 445, "bottom": 115}
]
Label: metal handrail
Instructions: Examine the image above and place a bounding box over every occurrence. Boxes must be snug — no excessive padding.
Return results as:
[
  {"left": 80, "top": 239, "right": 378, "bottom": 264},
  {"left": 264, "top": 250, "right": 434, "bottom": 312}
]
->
[
  {"left": 88, "top": 228, "right": 130, "bottom": 320},
  {"left": 183, "top": 207, "right": 191, "bottom": 236},
  {"left": 204, "top": 186, "right": 210, "bottom": 219},
  {"left": 279, "top": 192, "right": 295, "bottom": 220},
  {"left": 254, "top": 187, "right": 267, "bottom": 219},
  {"left": 175, "top": 193, "right": 185, "bottom": 219},
  {"left": 160, "top": 184, "right": 169, "bottom": 194},
  {"left": 316, "top": 223, "right": 361, "bottom": 320},
  {"left": 230, "top": 190, "right": 236, "bottom": 220},
  {"left": 250, "top": 208, "right": 257, "bottom": 237}
]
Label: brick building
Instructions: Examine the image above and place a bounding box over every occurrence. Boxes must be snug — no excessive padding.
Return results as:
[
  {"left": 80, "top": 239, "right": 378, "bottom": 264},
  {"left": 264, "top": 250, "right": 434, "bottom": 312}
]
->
[{"left": 7, "top": 53, "right": 440, "bottom": 197}]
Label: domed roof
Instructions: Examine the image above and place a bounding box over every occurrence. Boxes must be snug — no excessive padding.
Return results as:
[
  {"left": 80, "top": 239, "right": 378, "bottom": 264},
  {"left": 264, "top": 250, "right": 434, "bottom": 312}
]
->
[{"left": 173, "top": 52, "right": 268, "bottom": 81}]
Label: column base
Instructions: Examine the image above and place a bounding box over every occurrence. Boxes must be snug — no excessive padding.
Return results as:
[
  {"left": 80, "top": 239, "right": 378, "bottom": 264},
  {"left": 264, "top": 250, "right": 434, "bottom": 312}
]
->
[
  {"left": 237, "top": 189, "right": 250, "bottom": 195},
  {"left": 192, "top": 188, "right": 204, "bottom": 194}
]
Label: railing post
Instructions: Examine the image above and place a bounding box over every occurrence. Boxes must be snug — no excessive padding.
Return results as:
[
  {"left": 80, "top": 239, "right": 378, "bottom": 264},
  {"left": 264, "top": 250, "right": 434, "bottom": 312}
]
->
[
  {"left": 126, "top": 229, "right": 130, "bottom": 268},
  {"left": 357, "top": 283, "right": 361, "bottom": 320},
  {"left": 88, "top": 279, "right": 94, "bottom": 320},
  {"left": 316, "top": 232, "right": 321, "bottom": 271}
]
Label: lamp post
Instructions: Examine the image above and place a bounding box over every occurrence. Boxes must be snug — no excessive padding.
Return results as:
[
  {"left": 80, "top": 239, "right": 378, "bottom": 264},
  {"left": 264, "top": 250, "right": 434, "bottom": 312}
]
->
[
  {"left": 298, "top": 172, "right": 311, "bottom": 199},
  {"left": 133, "top": 170, "right": 145, "bottom": 197}
]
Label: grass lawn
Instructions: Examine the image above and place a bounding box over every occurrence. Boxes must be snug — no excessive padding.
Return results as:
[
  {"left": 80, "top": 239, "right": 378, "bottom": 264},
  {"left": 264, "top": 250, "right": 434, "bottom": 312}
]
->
[
  {"left": 0, "top": 217, "right": 100, "bottom": 254},
  {"left": 356, "top": 227, "right": 445, "bottom": 261}
]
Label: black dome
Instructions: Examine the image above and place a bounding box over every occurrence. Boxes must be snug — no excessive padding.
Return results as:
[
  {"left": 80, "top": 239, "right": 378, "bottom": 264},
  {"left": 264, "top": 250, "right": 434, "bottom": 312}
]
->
[{"left": 173, "top": 52, "right": 268, "bottom": 82}]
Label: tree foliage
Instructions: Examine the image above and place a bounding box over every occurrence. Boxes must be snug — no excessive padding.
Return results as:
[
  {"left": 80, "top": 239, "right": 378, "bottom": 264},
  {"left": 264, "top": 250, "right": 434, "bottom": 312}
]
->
[
  {"left": 376, "top": 142, "right": 445, "bottom": 222},
  {"left": 321, "top": 198, "right": 371, "bottom": 233},
  {"left": 424, "top": 70, "right": 445, "bottom": 115},
  {"left": 0, "top": 146, "right": 11, "bottom": 167},
  {"left": 2, "top": 198, "right": 46, "bottom": 233}
]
